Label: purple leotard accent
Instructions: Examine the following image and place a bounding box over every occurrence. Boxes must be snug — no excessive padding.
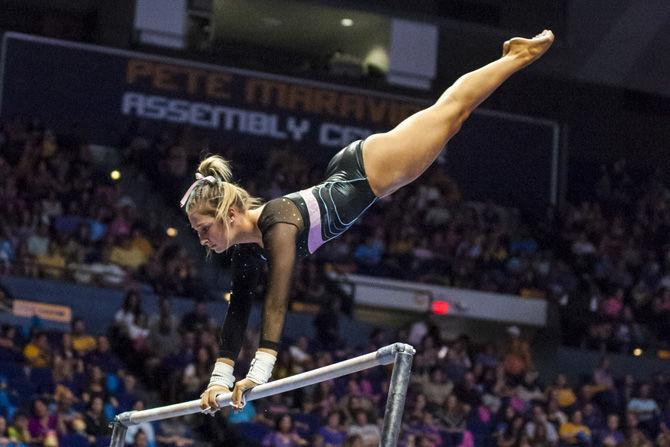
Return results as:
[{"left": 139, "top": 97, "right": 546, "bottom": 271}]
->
[{"left": 298, "top": 188, "right": 325, "bottom": 254}]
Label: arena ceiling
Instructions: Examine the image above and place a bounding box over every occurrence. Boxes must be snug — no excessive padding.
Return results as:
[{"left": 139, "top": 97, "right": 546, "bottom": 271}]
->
[
  {"left": 209, "top": 0, "right": 670, "bottom": 98},
  {"left": 211, "top": 0, "right": 390, "bottom": 68}
]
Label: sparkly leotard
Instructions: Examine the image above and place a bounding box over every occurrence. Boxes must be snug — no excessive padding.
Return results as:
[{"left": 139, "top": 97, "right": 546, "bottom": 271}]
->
[{"left": 218, "top": 140, "right": 378, "bottom": 359}]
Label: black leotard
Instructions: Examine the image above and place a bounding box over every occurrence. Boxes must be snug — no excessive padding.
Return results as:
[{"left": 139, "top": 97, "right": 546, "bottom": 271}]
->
[{"left": 218, "top": 140, "right": 378, "bottom": 359}]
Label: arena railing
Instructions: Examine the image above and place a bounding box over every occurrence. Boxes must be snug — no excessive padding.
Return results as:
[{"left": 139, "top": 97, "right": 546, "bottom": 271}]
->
[{"left": 109, "top": 342, "right": 415, "bottom": 447}]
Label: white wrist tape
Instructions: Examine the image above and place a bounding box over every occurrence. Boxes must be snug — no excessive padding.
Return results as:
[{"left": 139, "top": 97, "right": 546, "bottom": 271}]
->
[
  {"left": 208, "top": 362, "right": 235, "bottom": 390},
  {"left": 246, "top": 351, "right": 276, "bottom": 384}
]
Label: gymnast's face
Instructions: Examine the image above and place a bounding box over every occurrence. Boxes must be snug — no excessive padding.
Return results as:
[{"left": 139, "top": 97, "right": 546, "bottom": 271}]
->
[{"left": 188, "top": 211, "right": 229, "bottom": 253}]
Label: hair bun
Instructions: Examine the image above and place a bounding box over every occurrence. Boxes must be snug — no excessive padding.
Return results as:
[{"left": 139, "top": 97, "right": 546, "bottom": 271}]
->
[{"left": 197, "top": 155, "right": 233, "bottom": 183}]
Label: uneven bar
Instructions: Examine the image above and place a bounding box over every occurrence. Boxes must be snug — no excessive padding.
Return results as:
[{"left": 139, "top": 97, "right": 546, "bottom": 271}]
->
[{"left": 114, "top": 342, "right": 414, "bottom": 427}]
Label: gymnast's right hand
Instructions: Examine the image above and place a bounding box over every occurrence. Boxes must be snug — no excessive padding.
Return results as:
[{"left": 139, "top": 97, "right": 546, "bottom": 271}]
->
[
  {"left": 200, "top": 384, "right": 230, "bottom": 414},
  {"left": 200, "top": 360, "right": 235, "bottom": 414}
]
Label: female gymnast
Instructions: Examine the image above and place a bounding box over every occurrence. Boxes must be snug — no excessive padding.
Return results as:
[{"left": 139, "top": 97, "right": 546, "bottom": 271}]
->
[{"left": 180, "top": 30, "right": 555, "bottom": 412}]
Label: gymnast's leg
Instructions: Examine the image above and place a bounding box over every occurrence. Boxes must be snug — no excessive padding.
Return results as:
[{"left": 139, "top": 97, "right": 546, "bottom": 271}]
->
[{"left": 362, "top": 30, "right": 555, "bottom": 197}]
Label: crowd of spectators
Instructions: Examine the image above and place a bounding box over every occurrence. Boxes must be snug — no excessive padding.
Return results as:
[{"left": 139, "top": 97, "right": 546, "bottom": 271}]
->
[
  {"left": 4, "top": 115, "right": 670, "bottom": 351},
  {"left": 2, "top": 294, "right": 670, "bottom": 447},
  {"left": 2, "top": 112, "right": 670, "bottom": 362},
  {"left": 0, "top": 117, "right": 201, "bottom": 298},
  {"left": 0, "top": 307, "right": 199, "bottom": 447},
  {"left": 555, "top": 160, "right": 670, "bottom": 352}
]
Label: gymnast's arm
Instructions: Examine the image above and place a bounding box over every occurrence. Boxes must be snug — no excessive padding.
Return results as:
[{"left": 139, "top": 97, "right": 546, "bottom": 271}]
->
[
  {"left": 217, "top": 245, "right": 263, "bottom": 364},
  {"left": 258, "top": 222, "right": 299, "bottom": 356}
]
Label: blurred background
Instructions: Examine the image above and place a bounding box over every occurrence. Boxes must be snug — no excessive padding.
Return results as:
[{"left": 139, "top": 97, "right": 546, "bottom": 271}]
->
[{"left": 1, "top": 1, "right": 670, "bottom": 446}]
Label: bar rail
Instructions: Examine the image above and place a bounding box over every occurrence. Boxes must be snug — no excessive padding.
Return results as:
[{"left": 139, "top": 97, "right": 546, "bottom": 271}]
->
[{"left": 110, "top": 342, "right": 415, "bottom": 447}]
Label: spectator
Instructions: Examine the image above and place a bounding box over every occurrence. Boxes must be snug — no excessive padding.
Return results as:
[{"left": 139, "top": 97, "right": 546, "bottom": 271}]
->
[
  {"left": 27, "top": 398, "right": 62, "bottom": 444},
  {"left": 179, "top": 301, "right": 211, "bottom": 333},
  {"left": 109, "top": 236, "right": 148, "bottom": 272},
  {"left": 85, "top": 335, "right": 122, "bottom": 374},
  {"left": 70, "top": 317, "right": 97, "bottom": 357},
  {"left": 548, "top": 374, "right": 577, "bottom": 411},
  {"left": 83, "top": 396, "right": 108, "bottom": 439},
  {"left": 318, "top": 411, "right": 346, "bottom": 447},
  {"left": 413, "top": 412, "right": 444, "bottom": 447},
  {"left": 35, "top": 241, "right": 66, "bottom": 278},
  {"left": 6, "top": 411, "right": 33, "bottom": 446},
  {"left": 22, "top": 332, "right": 52, "bottom": 369},
  {"left": 262, "top": 414, "right": 308, "bottom": 447},
  {"left": 626, "top": 428, "right": 653, "bottom": 447},
  {"left": 558, "top": 410, "right": 591, "bottom": 446},
  {"left": 131, "top": 429, "right": 149, "bottom": 447},
  {"left": 0, "top": 324, "right": 20, "bottom": 359},
  {"left": 0, "top": 415, "right": 12, "bottom": 446},
  {"left": 116, "top": 374, "right": 139, "bottom": 413},
  {"left": 501, "top": 326, "right": 532, "bottom": 381},
  {"left": 591, "top": 357, "right": 615, "bottom": 406},
  {"left": 524, "top": 404, "right": 558, "bottom": 446},
  {"left": 439, "top": 394, "right": 468, "bottom": 446},
  {"left": 53, "top": 385, "right": 81, "bottom": 434},
  {"left": 515, "top": 371, "right": 545, "bottom": 404},
  {"left": 353, "top": 234, "right": 385, "bottom": 275},
  {"left": 114, "top": 291, "right": 143, "bottom": 336},
  {"left": 124, "top": 401, "right": 156, "bottom": 446},
  {"left": 289, "top": 336, "right": 313, "bottom": 373},
  {"left": 225, "top": 399, "right": 257, "bottom": 425},
  {"left": 580, "top": 402, "right": 604, "bottom": 436},
  {"left": 26, "top": 223, "right": 50, "bottom": 259},
  {"left": 598, "top": 414, "right": 625, "bottom": 447},
  {"left": 156, "top": 416, "right": 195, "bottom": 446},
  {"left": 181, "top": 346, "right": 213, "bottom": 400},
  {"left": 412, "top": 367, "right": 453, "bottom": 407},
  {"left": 497, "top": 415, "right": 525, "bottom": 447},
  {"left": 305, "top": 380, "right": 338, "bottom": 420},
  {"left": 313, "top": 299, "right": 342, "bottom": 351},
  {"left": 627, "top": 383, "right": 660, "bottom": 428},
  {"left": 346, "top": 410, "right": 380, "bottom": 447}
]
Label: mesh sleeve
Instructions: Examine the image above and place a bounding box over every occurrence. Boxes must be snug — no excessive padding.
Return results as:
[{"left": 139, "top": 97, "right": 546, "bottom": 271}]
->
[
  {"left": 257, "top": 198, "right": 304, "bottom": 234},
  {"left": 258, "top": 222, "right": 298, "bottom": 350},
  {"left": 218, "top": 245, "right": 263, "bottom": 360}
]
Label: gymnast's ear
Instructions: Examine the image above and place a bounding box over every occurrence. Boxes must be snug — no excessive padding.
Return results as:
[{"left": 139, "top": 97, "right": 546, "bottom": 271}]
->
[{"left": 227, "top": 207, "right": 238, "bottom": 222}]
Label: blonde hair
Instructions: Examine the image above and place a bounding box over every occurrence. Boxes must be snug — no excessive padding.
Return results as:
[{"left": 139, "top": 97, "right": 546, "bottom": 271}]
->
[{"left": 182, "top": 155, "right": 262, "bottom": 237}]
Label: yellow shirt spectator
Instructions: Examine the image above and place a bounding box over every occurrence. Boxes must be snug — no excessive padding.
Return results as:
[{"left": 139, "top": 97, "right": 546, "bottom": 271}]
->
[
  {"left": 71, "top": 317, "right": 97, "bottom": 356},
  {"left": 131, "top": 232, "right": 154, "bottom": 258},
  {"left": 109, "top": 244, "right": 147, "bottom": 271},
  {"left": 72, "top": 335, "right": 97, "bottom": 355},
  {"left": 23, "top": 333, "right": 52, "bottom": 368},
  {"left": 559, "top": 411, "right": 592, "bottom": 445},
  {"left": 557, "top": 387, "right": 577, "bottom": 408}
]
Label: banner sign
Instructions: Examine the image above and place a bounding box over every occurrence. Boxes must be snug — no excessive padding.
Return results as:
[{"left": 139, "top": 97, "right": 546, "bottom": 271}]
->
[
  {"left": 0, "top": 33, "right": 423, "bottom": 150},
  {"left": 0, "top": 32, "right": 558, "bottom": 214},
  {"left": 12, "top": 299, "right": 72, "bottom": 323}
]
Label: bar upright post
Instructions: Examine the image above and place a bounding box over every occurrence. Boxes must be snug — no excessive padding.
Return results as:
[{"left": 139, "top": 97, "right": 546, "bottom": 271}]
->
[
  {"left": 380, "top": 345, "right": 414, "bottom": 447},
  {"left": 109, "top": 421, "right": 127, "bottom": 447}
]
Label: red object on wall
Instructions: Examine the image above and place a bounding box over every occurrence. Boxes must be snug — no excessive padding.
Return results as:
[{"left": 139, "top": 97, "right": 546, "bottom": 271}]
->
[{"left": 431, "top": 300, "right": 449, "bottom": 315}]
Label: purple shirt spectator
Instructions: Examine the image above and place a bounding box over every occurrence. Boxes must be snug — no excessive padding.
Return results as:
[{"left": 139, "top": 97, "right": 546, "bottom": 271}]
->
[
  {"left": 27, "top": 415, "right": 58, "bottom": 439},
  {"left": 318, "top": 426, "right": 346, "bottom": 447}
]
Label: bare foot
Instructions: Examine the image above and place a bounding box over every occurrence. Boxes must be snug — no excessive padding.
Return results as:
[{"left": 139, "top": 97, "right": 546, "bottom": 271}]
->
[{"left": 502, "top": 29, "right": 554, "bottom": 65}]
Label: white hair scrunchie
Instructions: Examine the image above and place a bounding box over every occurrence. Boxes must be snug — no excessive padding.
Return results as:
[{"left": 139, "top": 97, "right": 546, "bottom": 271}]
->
[{"left": 180, "top": 172, "right": 218, "bottom": 207}]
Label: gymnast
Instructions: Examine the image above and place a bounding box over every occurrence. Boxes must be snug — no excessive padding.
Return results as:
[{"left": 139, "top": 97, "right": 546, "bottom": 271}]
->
[{"left": 179, "top": 30, "right": 555, "bottom": 412}]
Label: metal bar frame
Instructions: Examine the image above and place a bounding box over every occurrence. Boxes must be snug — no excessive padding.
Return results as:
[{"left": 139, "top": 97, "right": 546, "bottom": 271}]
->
[{"left": 109, "top": 342, "right": 414, "bottom": 447}]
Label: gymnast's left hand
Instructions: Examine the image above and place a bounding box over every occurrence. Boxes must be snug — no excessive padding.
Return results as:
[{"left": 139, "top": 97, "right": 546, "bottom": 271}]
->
[{"left": 231, "top": 377, "right": 260, "bottom": 409}]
